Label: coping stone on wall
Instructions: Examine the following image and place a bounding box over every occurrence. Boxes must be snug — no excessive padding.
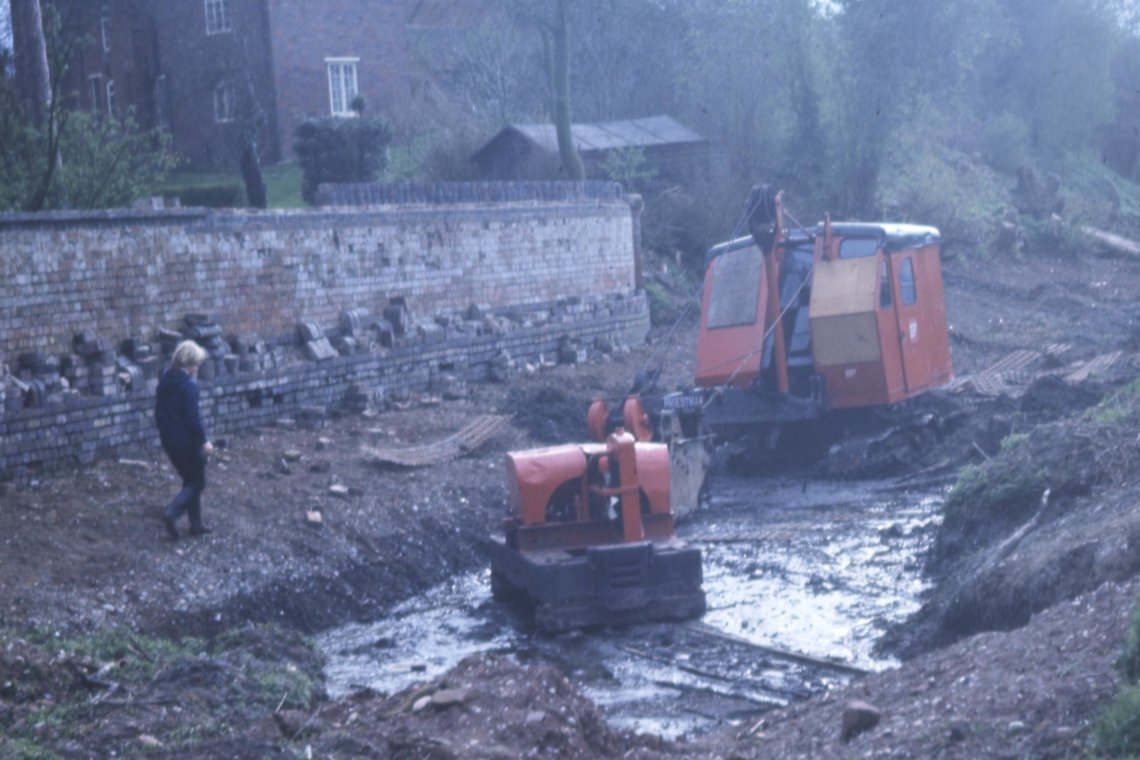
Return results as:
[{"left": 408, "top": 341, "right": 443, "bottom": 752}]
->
[{"left": 316, "top": 181, "right": 625, "bottom": 207}]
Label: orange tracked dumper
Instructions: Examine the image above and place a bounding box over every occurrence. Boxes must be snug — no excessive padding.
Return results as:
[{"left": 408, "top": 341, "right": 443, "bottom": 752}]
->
[{"left": 489, "top": 430, "right": 706, "bottom": 631}]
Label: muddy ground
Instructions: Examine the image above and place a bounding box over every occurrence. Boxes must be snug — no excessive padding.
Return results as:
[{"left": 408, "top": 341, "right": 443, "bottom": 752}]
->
[{"left": 4, "top": 240, "right": 1140, "bottom": 758}]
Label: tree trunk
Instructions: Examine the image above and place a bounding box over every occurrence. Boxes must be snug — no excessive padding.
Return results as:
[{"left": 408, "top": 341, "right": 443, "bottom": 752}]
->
[
  {"left": 9, "top": 0, "right": 51, "bottom": 127},
  {"left": 552, "top": 0, "right": 584, "bottom": 181}
]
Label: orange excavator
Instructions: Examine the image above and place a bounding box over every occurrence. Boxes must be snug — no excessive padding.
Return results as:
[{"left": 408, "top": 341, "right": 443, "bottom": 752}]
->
[
  {"left": 488, "top": 430, "right": 706, "bottom": 631},
  {"left": 590, "top": 185, "right": 955, "bottom": 512}
]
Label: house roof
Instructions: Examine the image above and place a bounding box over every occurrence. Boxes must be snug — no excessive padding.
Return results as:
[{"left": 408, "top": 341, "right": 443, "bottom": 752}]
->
[{"left": 478, "top": 115, "right": 706, "bottom": 158}]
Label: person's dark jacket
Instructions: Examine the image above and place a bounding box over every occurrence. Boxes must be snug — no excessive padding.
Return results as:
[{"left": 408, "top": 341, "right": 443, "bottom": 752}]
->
[{"left": 155, "top": 368, "right": 207, "bottom": 454}]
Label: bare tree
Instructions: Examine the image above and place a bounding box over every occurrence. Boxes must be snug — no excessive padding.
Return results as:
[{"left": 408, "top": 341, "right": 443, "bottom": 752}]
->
[
  {"left": 504, "top": 0, "right": 586, "bottom": 180},
  {"left": 1, "top": 3, "right": 12, "bottom": 52}
]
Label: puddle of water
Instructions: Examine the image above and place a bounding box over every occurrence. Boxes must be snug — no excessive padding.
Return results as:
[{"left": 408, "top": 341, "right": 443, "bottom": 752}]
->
[
  {"left": 693, "top": 477, "right": 940, "bottom": 671},
  {"left": 318, "top": 476, "right": 943, "bottom": 738}
]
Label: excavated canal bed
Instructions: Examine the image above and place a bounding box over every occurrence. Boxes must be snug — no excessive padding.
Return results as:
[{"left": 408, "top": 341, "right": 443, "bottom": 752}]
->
[{"left": 319, "top": 474, "right": 944, "bottom": 738}]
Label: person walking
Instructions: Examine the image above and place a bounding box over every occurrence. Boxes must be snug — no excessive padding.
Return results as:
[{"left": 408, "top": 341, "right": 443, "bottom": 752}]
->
[{"left": 155, "top": 340, "right": 215, "bottom": 539}]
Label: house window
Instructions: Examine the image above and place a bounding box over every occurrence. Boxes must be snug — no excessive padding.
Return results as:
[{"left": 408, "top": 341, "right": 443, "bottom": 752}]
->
[
  {"left": 326, "top": 58, "right": 359, "bottom": 116},
  {"left": 205, "top": 0, "right": 231, "bottom": 35},
  {"left": 214, "top": 81, "right": 235, "bottom": 123},
  {"left": 89, "top": 74, "right": 103, "bottom": 113},
  {"left": 106, "top": 79, "right": 116, "bottom": 117},
  {"left": 100, "top": 5, "right": 111, "bottom": 52}
]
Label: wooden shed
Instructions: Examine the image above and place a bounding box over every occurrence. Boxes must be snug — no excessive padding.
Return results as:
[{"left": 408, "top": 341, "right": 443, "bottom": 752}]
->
[{"left": 472, "top": 115, "right": 708, "bottom": 185}]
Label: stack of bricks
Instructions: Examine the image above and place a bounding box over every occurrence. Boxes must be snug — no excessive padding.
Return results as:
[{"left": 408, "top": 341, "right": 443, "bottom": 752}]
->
[
  {"left": 181, "top": 315, "right": 231, "bottom": 382},
  {"left": 333, "top": 308, "right": 369, "bottom": 356},
  {"left": 0, "top": 292, "right": 649, "bottom": 482},
  {"left": 71, "top": 334, "right": 120, "bottom": 398},
  {"left": 297, "top": 322, "right": 338, "bottom": 362},
  {"left": 231, "top": 333, "right": 269, "bottom": 373}
]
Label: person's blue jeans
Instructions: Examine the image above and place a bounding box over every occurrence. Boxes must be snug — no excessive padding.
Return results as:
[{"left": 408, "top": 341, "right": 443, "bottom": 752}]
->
[{"left": 164, "top": 446, "right": 207, "bottom": 531}]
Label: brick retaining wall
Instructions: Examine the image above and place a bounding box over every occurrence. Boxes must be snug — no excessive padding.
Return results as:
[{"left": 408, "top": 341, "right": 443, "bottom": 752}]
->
[
  {"left": 0, "top": 182, "right": 637, "bottom": 355},
  {"left": 0, "top": 183, "right": 648, "bottom": 480}
]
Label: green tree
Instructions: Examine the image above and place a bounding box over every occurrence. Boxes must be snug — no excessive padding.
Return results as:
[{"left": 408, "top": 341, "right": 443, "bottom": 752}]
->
[{"left": 0, "top": 2, "right": 178, "bottom": 211}]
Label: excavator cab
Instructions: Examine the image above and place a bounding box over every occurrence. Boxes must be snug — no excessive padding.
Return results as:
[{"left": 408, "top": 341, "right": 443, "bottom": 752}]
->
[
  {"left": 693, "top": 188, "right": 952, "bottom": 416},
  {"left": 810, "top": 223, "right": 952, "bottom": 408}
]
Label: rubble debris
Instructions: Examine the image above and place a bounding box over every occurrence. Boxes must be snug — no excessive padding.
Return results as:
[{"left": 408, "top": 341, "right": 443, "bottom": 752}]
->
[
  {"left": 416, "top": 323, "right": 446, "bottom": 345},
  {"left": 489, "top": 350, "right": 514, "bottom": 383},
  {"left": 558, "top": 335, "right": 585, "bottom": 365}
]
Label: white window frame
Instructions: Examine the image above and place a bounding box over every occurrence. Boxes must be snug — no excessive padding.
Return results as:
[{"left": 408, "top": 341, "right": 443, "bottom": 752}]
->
[
  {"left": 204, "top": 0, "right": 231, "bottom": 35},
  {"left": 214, "top": 81, "right": 236, "bottom": 123},
  {"left": 100, "top": 5, "right": 111, "bottom": 52},
  {"left": 325, "top": 57, "right": 360, "bottom": 117}
]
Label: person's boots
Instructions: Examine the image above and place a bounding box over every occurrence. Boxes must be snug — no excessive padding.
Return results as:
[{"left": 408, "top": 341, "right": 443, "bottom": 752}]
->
[
  {"left": 188, "top": 500, "right": 211, "bottom": 537},
  {"left": 161, "top": 507, "right": 179, "bottom": 540}
]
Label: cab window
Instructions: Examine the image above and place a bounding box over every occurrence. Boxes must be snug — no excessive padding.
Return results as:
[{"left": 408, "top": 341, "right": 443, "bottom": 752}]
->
[
  {"left": 899, "top": 256, "right": 917, "bottom": 305},
  {"left": 839, "top": 238, "right": 879, "bottom": 259},
  {"left": 879, "top": 260, "right": 893, "bottom": 308}
]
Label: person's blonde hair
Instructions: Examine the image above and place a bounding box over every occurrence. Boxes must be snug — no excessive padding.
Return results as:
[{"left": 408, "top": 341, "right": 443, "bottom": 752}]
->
[{"left": 171, "top": 340, "right": 208, "bottom": 370}]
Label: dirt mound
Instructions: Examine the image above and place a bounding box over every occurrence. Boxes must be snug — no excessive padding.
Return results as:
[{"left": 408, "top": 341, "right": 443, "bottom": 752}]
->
[
  {"left": 1018, "top": 374, "right": 1104, "bottom": 418},
  {"left": 884, "top": 393, "right": 1140, "bottom": 659},
  {"left": 301, "top": 655, "right": 674, "bottom": 759},
  {"left": 509, "top": 384, "right": 593, "bottom": 444},
  {"left": 728, "top": 577, "right": 1140, "bottom": 759}
]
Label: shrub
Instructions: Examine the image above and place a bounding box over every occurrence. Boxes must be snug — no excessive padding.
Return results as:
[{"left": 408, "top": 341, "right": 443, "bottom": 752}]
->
[
  {"left": 1093, "top": 684, "right": 1140, "bottom": 757},
  {"left": 294, "top": 113, "right": 393, "bottom": 203},
  {"left": 0, "top": 106, "right": 180, "bottom": 211},
  {"left": 1119, "top": 605, "right": 1140, "bottom": 682},
  {"left": 389, "top": 130, "right": 482, "bottom": 181},
  {"left": 602, "top": 147, "right": 657, "bottom": 193},
  {"left": 644, "top": 282, "right": 678, "bottom": 326}
]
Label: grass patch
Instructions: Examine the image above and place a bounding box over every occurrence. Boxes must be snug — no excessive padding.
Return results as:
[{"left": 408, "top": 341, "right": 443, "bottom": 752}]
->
[
  {"left": 263, "top": 163, "right": 304, "bottom": 208},
  {"left": 0, "top": 738, "right": 61, "bottom": 760},
  {"left": 943, "top": 460, "right": 1046, "bottom": 521},
  {"left": 159, "top": 163, "right": 304, "bottom": 209},
  {"left": 1087, "top": 378, "right": 1140, "bottom": 426},
  {"left": 999, "top": 433, "right": 1029, "bottom": 453},
  {"left": 0, "top": 625, "right": 324, "bottom": 757},
  {"left": 1090, "top": 600, "right": 1140, "bottom": 757}
]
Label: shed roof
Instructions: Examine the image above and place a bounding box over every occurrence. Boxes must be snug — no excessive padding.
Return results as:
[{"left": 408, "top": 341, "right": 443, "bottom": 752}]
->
[{"left": 481, "top": 115, "right": 706, "bottom": 157}]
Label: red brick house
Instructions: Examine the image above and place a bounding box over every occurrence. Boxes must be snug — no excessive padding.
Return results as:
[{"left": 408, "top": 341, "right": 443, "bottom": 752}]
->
[
  {"left": 52, "top": 0, "right": 491, "bottom": 169},
  {"left": 54, "top": 1, "right": 159, "bottom": 131}
]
